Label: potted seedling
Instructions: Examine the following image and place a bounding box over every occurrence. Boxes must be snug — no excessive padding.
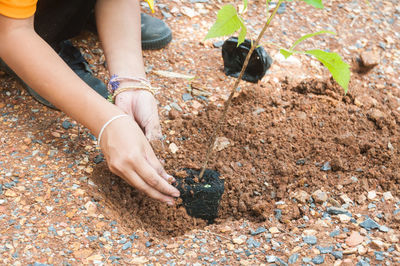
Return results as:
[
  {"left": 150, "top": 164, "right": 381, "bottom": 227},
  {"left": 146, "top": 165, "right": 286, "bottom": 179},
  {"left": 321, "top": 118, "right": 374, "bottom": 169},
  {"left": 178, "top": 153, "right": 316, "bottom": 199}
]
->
[{"left": 174, "top": 0, "right": 350, "bottom": 223}]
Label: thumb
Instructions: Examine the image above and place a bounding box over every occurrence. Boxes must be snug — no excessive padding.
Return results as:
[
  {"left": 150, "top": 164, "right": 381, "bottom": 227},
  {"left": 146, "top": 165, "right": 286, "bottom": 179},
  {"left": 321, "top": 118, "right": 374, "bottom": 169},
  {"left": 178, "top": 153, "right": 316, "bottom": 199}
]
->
[{"left": 144, "top": 114, "right": 163, "bottom": 141}]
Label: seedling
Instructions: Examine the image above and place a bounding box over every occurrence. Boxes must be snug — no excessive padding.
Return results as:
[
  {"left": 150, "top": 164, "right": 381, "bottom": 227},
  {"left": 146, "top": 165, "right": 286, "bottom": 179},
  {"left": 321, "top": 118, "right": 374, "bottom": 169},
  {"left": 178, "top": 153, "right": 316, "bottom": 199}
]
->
[{"left": 199, "top": 0, "right": 350, "bottom": 179}]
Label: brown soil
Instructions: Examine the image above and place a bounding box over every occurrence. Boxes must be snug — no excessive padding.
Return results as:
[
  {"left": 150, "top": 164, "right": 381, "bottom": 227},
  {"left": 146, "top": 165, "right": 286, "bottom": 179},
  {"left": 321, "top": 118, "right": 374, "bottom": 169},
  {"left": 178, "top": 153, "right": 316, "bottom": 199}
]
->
[{"left": 92, "top": 76, "right": 400, "bottom": 236}]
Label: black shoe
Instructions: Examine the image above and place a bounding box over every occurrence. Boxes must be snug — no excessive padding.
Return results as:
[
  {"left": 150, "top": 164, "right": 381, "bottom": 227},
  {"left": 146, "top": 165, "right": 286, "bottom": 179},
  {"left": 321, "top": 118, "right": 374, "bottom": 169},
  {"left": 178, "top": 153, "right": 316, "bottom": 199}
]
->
[
  {"left": 0, "top": 40, "right": 108, "bottom": 109},
  {"left": 85, "top": 12, "right": 172, "bottom": 50},
  {"left": 140, "top": 13, "right": 172, "bottom": 50}
]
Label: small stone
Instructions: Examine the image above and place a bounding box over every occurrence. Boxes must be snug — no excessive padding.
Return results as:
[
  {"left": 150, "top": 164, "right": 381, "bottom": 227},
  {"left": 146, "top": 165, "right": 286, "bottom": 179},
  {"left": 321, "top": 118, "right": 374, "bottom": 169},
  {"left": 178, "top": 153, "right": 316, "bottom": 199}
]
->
[
  {"left": 303, "top": 235, "right": 317, "bottom": 245},
  {"left": 387, "top": 234, "right": 399, "bottom": 243},
  {"left": 312, "top": 190, "right": 328, "bottom": 203},
  {"left": 122, "top": 241, "right": 132, "bottom": 250},
  {"left": 213, "top": 137, "right": 231, "bottom": 152},
  {"left": 356, "top": 194, "right": 367, "bottom": 204},
  {"left": 250, "top": 227, "right": 267, "bottom": 236},
  {"left": 370, "top": 239, "right": 385, "bottom": 250},
  {"left": 320, "top": 162, "right": 331, "bottom": 171},
  {"left": 23, "top": 138, "right": 32, "bottom": 145},
  {"left": 62, "top": 120, "right": 72, "bottom": 129},
  {"left": 357, "top": 245, "right": 367, "bottom": 255},
  {"left": 269, "top": 227, "right": 280, "bottom": 234},
  {"left": 316, "top": 246, "right": 333, "bottom": 254},
  {"left": 4, "top": 190, "right": 17, "bottom": 197},
  {"left": 266, "top": 255, "right": 276, "bottom": 263},
  {"left": 345, "top": 231, "right": 364, "bottom": 247},
  {"left": 378, "top": 225, "right": 389, "bottom": 232},
  {"left": 342, "top": 248, "right": 357, "bottom": 255},
  {"left": 288, "top": 253, "right": 299, "bottom": 264},
  {"left": 312, "top": 255, "right": 325, "bottom": 264},
  {"left": 233, "top": 235, "right": 247, "bottom": 245},
  {"left": 168, "top": 109, "right": 179, "bottom": 120},
  {"left": 359, "top": 50, "right": 380, "bottom": 72},
  {"left": 375, "top": 251, "right": 385, "bottom": 261},
  {"left": 294, "top": 190, "right": 310, "bottom": 203},
  {"left": 327, "top": 207, "right": 349, "bottom": 215},
  {"left": 338, "top": 214, "right": 352, "bottom": 223},
  {"left": 85, "top": 201, "right": 97, "bottom": 216},
  {"left": 213, "top": 41, "right": 224, "bottom": 48},
  {"left": 182, "top": 93, "right": 193, "bottom": 102},
  {"left": 169, "top": 143, "right": 179, "bottom": 154},
  {"left": 51, "top": 131, "right": 61, "bottom": 138},
  {"left": 93, "top": 154, "right": 104, "bottom": 164},
  {"left": 331, "top": 251, "right": 343, "bottom": 260},
  {"left": 359, "top": 218, "right": 380, "bottom": 230},
  {"left": 340, "top": 194, "right": 353, "bottom": 204},
  {"left": 367, "top": 191, "right": 377, "bottom": 200},
  {"left": 382, "top": 191, "right": 394, "bottom": 201}
]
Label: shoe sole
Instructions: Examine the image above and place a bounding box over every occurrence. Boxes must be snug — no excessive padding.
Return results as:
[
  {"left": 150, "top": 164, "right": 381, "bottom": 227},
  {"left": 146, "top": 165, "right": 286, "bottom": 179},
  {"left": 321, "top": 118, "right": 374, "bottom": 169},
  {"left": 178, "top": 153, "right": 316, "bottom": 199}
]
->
[{"left": 142, "top": 32, "right": 172, "bottom": 50}]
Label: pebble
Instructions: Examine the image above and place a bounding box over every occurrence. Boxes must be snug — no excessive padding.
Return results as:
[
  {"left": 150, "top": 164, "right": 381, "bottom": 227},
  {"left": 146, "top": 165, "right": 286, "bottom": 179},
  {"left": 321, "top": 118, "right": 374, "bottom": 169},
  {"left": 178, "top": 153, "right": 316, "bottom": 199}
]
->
[
  {"left": 182, "top": 93, "right": 193, "bottom": 102},
  {"left": 371, "top": 239, "right": 385, "bottom": 250},
  {"left": 294, "top": 190, "right": 310, "bottom": 203},
  {"left": 378, "top": 225, "right": 389, "bottom": 232},
  {"left": 359, "top": 218, "right": 380, "bottom": 230},
  {"left": 312, "top": 255, "right": 325, "bottom": 264},
  {"left": 360, "top": 50, "right": 380, "bottom": 69},
  {"left": 250, "top": 227, "right": 267, "bottom": 236},
  {"left": 288, "top": 253, "right": 299, "bottom": 264},
  {"left": 327, "top": 207, "right": 349, "bottom": 215},
  {"left": 356, "top": 259, "right": 370, "bottom": 266},
  {"left": 62, "top": 120, "right": 72, "bottom": 129},
  {"left": 316, "top": 245, "right": 333, "bottom": 254},
  {"left": 320, "top": 161, "right": 331, "bottom": 171},
  {"left": 266, "top": 255, "right": 276, "bottom": 263},
  {"left": 312, "top": 189, "right": 328, "bottom": 203},
  {"left": 233, "top": 235, "right": 247, "bottom": 245},
  {"left": 338, "top": 214, "right": 352, "bottom": 223},
  {"left": 367, "top": 190, "right": 377, "bottom": 200},
  {"left": 331, "top": 251, "right": 343, "bottom": 260},
  {"left": 375, "top": 251, "right": 385, "bottom": 261},
  {"left": 382, "top": 191, "right": 394, "bottom": 201},
  {"left": 169, "top": 143, "right": 179, "bottom": 154},
  {"left": 269, "top": 227, "right": 280, "bottom": 234},
  {"left": 345, "top": 231, "right": 364, "bottom": 247},
  {"left": 303, "top": 235, "right": 317, "bottom": 245}
]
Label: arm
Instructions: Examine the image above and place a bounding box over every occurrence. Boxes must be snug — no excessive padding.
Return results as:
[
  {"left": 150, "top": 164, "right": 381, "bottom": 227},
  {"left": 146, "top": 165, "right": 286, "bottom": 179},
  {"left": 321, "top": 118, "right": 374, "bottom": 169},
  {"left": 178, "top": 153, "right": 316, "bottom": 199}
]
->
[
  {"left": 95, "top": 0, "right": 162, "bottom": 141},
  {"left": 0, "top": 13, "right": 179, "bottom": 204}
]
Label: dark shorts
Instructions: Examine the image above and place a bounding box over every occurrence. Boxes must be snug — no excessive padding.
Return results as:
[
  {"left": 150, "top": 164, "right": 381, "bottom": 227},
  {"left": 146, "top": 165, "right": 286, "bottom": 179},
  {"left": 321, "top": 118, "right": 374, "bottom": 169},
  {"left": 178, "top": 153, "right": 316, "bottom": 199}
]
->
[{"left": 35, "top": 0, "right": 96, "bottom": 49}]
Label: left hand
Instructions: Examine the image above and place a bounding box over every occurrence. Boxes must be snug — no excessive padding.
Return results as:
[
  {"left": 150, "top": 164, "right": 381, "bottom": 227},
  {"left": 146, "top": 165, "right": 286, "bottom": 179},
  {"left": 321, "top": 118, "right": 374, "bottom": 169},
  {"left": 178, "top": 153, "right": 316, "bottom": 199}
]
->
[{"left": 115, "top": 90, "right": 163, "bottom": 141}]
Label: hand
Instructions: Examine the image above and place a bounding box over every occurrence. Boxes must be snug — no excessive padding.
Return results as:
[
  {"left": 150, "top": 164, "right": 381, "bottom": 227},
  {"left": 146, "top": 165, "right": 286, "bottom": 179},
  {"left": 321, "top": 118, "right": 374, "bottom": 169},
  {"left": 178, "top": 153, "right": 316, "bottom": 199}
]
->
[
  {"left": 99, "top": 114, "right": 180, "bottom": 205},
  {"left": 115, "top": 90, "right": 162, "bottom": 141}
]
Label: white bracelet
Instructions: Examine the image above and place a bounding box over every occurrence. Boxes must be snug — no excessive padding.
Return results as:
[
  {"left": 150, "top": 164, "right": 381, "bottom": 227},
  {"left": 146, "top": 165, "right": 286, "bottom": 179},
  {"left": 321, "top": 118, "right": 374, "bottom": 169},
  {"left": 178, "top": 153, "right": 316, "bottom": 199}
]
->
[{"left": 97, "top": 114, "right": 129, "bottom": 147}]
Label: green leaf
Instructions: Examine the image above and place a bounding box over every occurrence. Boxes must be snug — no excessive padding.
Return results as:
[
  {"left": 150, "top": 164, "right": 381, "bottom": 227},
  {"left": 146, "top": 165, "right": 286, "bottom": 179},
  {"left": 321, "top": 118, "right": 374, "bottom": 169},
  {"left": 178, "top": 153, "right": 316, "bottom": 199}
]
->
[
  {"left": 301, "top": 0, "right": 324, "bottom": 9},
  {"left": 242, "top": 0, "right": 248, "bottom": 13},
  {"left": 280, "top": 48, "right": 293, "bottom": 59},
  {"left": 238, "top": 22, "right": 247, "bottom": 45},
  {"left": 290, "top": 30, "right": 335, "bottom": 50},
  {"left": 205, "top": 4, "right": 245, "bottom": 41},
  {"left": 305, "top": 49, "right": 350, "bottom": 93}
]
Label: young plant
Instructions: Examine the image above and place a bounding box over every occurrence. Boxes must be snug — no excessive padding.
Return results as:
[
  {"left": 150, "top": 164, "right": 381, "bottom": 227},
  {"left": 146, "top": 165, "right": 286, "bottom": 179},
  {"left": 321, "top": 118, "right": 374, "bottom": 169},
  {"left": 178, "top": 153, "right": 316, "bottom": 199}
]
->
[{"left": 199, "top": 0, "right": 350, "bottom": 179}]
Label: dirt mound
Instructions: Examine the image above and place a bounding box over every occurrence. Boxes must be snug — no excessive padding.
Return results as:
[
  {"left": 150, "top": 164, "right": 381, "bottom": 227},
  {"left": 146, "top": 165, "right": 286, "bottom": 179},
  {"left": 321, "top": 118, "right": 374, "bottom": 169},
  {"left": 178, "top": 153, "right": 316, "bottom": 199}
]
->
[{"left": 91, "top": 78, "right": 400, "bottom": 236}]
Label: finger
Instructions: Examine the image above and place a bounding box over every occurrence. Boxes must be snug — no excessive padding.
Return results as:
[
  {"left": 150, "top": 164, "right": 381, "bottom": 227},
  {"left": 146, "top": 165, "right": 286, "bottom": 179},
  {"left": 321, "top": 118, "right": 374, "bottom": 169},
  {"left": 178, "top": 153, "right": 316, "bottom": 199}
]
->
[
  {"left": 145, "top": 148, "right": 176, "bottom": 183},
  {"left": 132, "top": 157, "right": 180, "bottom": 197},
  {"left": 123, "top": 169, "right": 176, "bottom": 205}
]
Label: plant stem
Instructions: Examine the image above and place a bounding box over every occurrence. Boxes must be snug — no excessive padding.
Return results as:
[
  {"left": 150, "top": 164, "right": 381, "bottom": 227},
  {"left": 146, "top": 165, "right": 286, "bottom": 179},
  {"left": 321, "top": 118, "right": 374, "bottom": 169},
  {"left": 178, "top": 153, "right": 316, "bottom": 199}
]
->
[{"left": 199, "top": 0, "right": 283, "bottom": 180}]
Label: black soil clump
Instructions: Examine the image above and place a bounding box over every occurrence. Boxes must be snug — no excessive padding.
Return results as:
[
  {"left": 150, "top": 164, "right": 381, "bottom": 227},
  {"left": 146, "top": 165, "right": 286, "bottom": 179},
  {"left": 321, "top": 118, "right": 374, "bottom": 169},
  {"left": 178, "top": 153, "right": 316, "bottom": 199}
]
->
[{"left": 174, "top": 169, "right": 224, "bottom": 223}]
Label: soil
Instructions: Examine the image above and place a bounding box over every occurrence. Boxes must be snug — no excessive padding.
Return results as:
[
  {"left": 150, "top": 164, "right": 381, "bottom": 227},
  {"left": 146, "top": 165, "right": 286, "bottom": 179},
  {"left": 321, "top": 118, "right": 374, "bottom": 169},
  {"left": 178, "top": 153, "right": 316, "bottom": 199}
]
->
[
  {"left": 93, "top": 77, "right": 400, "bottom": 235},
  {"left": 1, "top": 0, "right": 399, "bottom": 264}
]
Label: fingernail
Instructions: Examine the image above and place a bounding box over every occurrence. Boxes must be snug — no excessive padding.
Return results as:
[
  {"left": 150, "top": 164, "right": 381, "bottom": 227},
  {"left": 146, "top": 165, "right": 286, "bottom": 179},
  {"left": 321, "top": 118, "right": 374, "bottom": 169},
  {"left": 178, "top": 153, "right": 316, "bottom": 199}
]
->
[
  {"left": 167, "top": 174, "right": 176, "bottom": 182},
  {"left": 172, "top": 191, "right": 180, "bottom": 197},
  {"left": 166, "top": 201, "right": 174, "bottom": 206}
]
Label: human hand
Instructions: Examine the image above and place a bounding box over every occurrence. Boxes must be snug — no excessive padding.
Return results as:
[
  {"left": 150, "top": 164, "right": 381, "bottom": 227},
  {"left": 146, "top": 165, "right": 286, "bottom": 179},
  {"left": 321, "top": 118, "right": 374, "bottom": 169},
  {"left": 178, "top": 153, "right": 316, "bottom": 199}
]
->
[
  {"left": 115, "top": 90, "right": 162, "bottom": 141},
  {"left": 99, "top": 114, "right": 179, "bottom": 205}
]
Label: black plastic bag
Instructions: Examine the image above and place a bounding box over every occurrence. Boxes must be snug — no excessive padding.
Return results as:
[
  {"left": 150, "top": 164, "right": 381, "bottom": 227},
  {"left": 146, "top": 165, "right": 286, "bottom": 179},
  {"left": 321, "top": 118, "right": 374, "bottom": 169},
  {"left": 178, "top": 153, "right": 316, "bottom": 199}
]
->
[{"left": 222, "top": 37, "right": 273, "bottom": 83}]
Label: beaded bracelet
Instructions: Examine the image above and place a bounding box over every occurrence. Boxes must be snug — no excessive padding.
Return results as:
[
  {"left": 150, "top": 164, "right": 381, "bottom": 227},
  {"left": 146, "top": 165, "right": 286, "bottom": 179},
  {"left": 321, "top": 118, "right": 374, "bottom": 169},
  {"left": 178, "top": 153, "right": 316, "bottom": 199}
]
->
[{"left": 107, "top": 75, "right": 158, "bottom": 103}]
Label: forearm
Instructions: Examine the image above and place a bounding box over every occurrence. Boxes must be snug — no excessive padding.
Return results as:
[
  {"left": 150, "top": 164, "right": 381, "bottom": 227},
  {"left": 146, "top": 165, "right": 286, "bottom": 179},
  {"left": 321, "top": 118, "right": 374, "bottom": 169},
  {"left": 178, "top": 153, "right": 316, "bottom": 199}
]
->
[
  {"left": 0, "top": 26, "right": 123, "bottom": 136},
  {"left": 95, "top": 0, "right": 146, "bottom": 79}
]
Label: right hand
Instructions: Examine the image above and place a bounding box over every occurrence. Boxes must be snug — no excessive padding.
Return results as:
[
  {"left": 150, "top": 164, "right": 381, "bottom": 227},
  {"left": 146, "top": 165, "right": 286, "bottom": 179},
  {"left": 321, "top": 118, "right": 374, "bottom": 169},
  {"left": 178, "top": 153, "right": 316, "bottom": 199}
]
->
[{"left": 99, "top": 115, "right": 180, "bottom": 205}]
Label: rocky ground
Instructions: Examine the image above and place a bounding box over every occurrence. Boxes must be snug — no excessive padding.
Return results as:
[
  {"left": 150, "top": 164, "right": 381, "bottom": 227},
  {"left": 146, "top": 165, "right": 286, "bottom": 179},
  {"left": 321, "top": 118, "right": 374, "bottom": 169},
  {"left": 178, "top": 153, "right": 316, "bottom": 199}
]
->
[{"left": 0, "top": 0, "right": 399, "bottom": 265}]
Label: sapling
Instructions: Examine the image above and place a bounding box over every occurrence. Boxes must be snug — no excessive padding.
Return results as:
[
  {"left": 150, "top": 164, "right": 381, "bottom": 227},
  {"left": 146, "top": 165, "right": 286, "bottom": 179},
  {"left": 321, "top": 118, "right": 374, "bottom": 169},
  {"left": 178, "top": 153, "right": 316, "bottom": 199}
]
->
[{"left": 198, "top": 0, "right": 350, "bottom": 179}]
